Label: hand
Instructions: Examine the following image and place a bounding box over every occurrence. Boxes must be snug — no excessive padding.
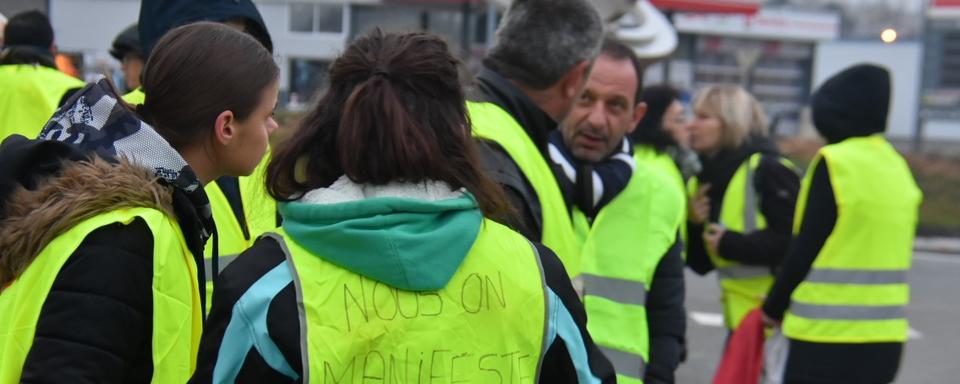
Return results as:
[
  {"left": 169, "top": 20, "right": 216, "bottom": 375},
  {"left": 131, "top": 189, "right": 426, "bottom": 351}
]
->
[
  {"left": 762, "top": 310, "right": 782, "bottom": 328},
  {"left": 703, "top": 223, "right": 725, "bottom": 254},
  {"left": 688, "top": 184, "right": 711, "bottom": 224}
]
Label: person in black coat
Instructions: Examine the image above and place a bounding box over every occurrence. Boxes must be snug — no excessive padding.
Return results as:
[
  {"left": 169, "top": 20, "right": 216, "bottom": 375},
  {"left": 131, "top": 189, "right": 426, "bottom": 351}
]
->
[
  {"left": 685, "top": 85, "right": 800, "bottom": 331},
  {"left": 762, "top": 64, "right": 910, "bottom": 384},
  {"left": 0, "top": 23, "right": 279, "bottom": 382},
  {"left": 548, "top": 38, "right": 686, "bottom": 383}
]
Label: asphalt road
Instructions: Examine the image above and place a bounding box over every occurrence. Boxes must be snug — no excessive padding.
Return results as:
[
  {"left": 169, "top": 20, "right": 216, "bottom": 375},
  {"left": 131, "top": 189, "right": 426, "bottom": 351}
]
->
[{"left": 675, "top": 251, "right": 960, "bottom": 383}]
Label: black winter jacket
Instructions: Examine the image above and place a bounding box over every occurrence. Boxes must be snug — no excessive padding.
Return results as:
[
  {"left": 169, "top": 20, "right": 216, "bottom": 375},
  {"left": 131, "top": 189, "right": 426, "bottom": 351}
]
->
[
  {"left": 0, "top": 137, "right": 208, "bottom": 383},
  {"left": 685, "top": 138, "right": 800, "bottom": 275}
]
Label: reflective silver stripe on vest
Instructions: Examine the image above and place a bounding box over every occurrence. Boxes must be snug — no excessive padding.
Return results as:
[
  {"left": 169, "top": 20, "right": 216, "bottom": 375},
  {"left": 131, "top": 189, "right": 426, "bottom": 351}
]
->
[
  {"left": 789, "top": 301, "right": 906, "bottom": 320},
  {"left": 204, "top": 254, "right": 241, "bottom": 282},
  {"left": 581, "top": 274, "right": 647, "bottom": 306},
  {"left": 743, "top": 157, "right": 758, "bottom": 232},
  {"left": 528, "top": 241, "right": 550, "bottom": 382},
  {"left": 805, "top": 269, "right": 908, "bottom": 285},
  {"left": 716, "top": 265, "right": 771, "bottom": 280},
  {"left": 600, "top": 346, "right": 646, "bottom": 381},
  {"left": 265, "top": 232, "right": 312, "bottom": 383}
]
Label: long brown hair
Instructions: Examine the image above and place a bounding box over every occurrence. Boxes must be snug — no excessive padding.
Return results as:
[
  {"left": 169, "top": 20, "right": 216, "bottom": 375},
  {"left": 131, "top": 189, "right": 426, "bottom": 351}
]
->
[
  {"left": 136, "top": 22, "right": 279, "bottom": 150},
  {"left": 267, "top": 30, "right": 508, "bottom": 216}
]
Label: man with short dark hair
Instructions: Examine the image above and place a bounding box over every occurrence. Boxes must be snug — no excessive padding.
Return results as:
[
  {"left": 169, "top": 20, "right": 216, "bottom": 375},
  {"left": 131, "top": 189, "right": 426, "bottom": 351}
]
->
[
  {"left": 0, "top": 10, "right": 84, "bottom": 140},
  {"left": 549, "top": 37, "right": 686, "bottom": 384}
]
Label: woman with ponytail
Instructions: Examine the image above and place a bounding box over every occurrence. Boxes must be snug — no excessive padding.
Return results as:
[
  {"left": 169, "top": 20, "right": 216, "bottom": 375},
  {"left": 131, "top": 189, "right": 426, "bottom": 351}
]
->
[{"left": 191, "top": 30, "right": 615, "bottom": 383}]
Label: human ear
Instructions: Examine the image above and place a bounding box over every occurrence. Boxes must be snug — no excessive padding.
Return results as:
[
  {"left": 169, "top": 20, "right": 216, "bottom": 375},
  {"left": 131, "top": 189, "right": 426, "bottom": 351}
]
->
[
  {"left": 214, "top": 110, "right": 236, "bottom": 145},
  {"left": 627, "top": 102, "right": 647, "bottom": 134}
]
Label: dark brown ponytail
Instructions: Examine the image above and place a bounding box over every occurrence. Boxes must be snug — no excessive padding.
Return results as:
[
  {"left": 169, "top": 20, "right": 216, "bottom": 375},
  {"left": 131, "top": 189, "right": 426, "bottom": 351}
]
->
[{"left": 267, "top": 30, "right": 508, "bottom": 217}]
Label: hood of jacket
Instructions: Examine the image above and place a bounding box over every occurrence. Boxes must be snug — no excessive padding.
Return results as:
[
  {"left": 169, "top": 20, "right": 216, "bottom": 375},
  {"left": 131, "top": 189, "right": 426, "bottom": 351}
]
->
[
  {"left": 139, "top": 0, "right": 273, "bottom": 58},
  {"left": 0, "top": 78, "right": 216, "bottom": 282},
  {"left": 0, "top": 135, "right": 174, "bottom": 286},
  {"left": 279, "top": 176, "right": 483, "bottom": 291},
  {"left": 812, "top": 64, "right": 890, "bottom": 144},
  {"left": 29, "top": 77, "right": 212, "bottom": 265}
]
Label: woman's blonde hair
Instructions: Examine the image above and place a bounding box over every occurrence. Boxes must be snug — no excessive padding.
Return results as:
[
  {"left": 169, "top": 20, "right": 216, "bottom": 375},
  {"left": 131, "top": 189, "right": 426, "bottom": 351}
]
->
[{"left": 692, "top": 84, "right": 768, "bottom": 149}]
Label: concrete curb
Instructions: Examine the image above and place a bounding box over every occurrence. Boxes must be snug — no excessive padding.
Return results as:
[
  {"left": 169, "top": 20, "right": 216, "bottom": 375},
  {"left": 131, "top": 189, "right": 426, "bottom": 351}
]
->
[{"left": 914, "top": 237, "right": 960, "bottom": 255}]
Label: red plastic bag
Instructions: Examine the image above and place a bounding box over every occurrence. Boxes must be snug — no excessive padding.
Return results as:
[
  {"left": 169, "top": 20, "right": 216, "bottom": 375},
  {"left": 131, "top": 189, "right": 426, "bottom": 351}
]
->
[{"left": 713, "top": 308, "right": 765, "bottom": 384}]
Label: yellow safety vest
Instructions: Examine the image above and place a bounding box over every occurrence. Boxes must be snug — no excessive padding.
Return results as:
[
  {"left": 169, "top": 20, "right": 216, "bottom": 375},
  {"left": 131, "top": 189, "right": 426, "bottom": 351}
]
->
[
  {"left": 274, "top": 218, "right": 547, "bottom": 383},
  {"left": 0, "top": 207, "right": 202, "bottom": 383},
  {"left": 690, "top": 153, "right": 795, "bottom": 329},
  {"left": 783, "top": 135, "right": 921, "bottom": 343},
  {"left": 123, "top": 87, "right": 146, "bottom": 105},
  {"left": 0, "top": 64, "right": 84, "bottom": 140},
  {"left": 203, "top": 151, "right": 278, "bottom": 308},
  {"left": 635, "top": 144, "right": 687, "bottom": 259},
  {"left": 467, "top": 101, "right": 580, "bottom": 277},
  {"left": 572, "top": 155, "right": 683, "bottom": 384}
]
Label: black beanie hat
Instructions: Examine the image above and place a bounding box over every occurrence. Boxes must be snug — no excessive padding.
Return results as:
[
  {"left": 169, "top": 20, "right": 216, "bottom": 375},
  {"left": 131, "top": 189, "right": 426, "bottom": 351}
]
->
[
  {"left": 3, "top": 10, "right": 54, "bottom": 50},
  {"left": 811, "top": 64, "right": 891, "bottom": 143},
  {"left": 110, "top": 23, "right": 141, "bottom": 61}
]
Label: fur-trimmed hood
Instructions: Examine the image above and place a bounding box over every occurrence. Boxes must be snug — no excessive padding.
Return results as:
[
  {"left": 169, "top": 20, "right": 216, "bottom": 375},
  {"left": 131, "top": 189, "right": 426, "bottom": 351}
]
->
[{"left": 0, "top": 156, "right": 174, "bottom": 286}]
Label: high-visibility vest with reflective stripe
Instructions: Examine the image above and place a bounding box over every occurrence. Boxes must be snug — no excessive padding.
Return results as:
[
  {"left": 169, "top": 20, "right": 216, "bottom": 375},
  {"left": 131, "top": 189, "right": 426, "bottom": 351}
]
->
[
  {"left": 690, "top": 153, "right": 794, "bottom": 329},
  {"left": 467, "top": 101, "right": 580, "bottom": 277},
  {"left": 203, "top": 152, "right": 278, "bottom": 310},
  {"left": 0, "top": 207, "right": 202, "bottom": 383},
  {"left": 123, "top": 87, "right": 145, "bottom": 105},
  {"left": 783, "top": 135, "right": 920, "bottom": 343},
  {"left": 572, "top": 156, "right": 683, "bottom": 384},
  {"left": 274, "top": 219, "right": 548, "bottom": 383},
  {"left": 635, "top": 144, "right": 687, "bottom": 259},
  {"left": 0, "top": 64, "right": 84, "bottom": 140}
]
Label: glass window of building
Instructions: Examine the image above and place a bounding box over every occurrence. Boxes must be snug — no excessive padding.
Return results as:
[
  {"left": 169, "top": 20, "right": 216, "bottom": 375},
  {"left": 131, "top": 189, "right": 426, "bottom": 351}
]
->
[
  {"left": 317, "top": 4, "right": 344, "bottom": 33},
  {"left": 290, "top": 3, "right": 315, "bottom": 32},
  {"left": 290, "top": 2, "right": 343, "bottom": 33}
]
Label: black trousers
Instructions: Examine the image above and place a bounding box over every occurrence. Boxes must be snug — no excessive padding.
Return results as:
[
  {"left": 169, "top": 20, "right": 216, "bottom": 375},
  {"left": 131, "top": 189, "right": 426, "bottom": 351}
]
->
[{"left": 783, "top": 339, "right": 903, "bottom": 384}]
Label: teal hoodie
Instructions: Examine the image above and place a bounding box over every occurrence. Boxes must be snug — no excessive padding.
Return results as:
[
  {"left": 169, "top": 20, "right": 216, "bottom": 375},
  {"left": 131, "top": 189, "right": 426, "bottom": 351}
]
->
[{"left": 279, "top": 192, "right": 483, "bottom": 291}]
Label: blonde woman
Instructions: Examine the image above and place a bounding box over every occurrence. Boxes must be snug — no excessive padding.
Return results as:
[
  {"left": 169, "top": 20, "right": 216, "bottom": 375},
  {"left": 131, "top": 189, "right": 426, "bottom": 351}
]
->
[{"left": 685, "top": 85, "right": 800, "bottom": 331}]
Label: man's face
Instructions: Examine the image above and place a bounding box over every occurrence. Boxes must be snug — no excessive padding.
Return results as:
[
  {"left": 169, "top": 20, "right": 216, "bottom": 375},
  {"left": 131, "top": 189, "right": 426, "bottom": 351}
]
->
[
  {"left": 561, "top": 54, "right": 645, "bottom": 163},
  {"left": 121, "top": 54, "right": 144, "bottom": 90}
]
